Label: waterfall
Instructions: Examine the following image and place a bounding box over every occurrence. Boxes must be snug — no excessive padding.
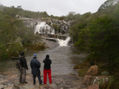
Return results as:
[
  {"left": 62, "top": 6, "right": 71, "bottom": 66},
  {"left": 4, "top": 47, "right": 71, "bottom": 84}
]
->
[
  {"left": 57, "top": 37, "right": 71, "bottom": 47},
  {"left": 34, "top": 22, "right": 55, "bottom": 35}
]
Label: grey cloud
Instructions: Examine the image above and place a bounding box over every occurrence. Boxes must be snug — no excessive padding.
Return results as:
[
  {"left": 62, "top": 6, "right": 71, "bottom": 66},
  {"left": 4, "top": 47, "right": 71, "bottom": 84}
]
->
[{"left": 0, "top": 0, "right": 106, "bottom": 16}]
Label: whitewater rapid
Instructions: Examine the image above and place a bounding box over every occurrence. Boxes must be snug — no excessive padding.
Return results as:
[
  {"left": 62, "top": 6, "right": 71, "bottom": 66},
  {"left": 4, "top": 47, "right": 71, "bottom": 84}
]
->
[{"left": 57, "top": 37, "right": 71, "bottom": 47}]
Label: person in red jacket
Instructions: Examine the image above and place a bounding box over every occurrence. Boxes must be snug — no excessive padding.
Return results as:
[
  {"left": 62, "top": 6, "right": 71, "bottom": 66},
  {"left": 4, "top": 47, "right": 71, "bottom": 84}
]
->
[{"left": 43, "top": 54, "right": 52, "bottom": 84}]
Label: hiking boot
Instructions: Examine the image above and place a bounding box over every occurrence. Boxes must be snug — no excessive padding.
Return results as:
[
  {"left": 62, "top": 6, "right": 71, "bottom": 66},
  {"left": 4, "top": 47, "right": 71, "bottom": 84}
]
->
[{"left": 24, "top": 81, "right": 28, "bottom": 84}]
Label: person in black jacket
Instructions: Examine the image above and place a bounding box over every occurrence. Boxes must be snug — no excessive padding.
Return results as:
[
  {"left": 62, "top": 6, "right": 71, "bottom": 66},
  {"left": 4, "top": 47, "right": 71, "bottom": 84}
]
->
[
  {"left": 43, "top": 54, "right": 52, "bottom": 84},
  {"left": 30, "top": 54, "right": 42, "bottom": 85},
  {"left": 19, "top": 52, "right": 28, "bottom": 84}
]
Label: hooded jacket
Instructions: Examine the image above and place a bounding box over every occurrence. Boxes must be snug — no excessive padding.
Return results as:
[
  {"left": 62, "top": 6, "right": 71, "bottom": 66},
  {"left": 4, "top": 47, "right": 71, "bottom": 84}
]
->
[
  {"left": 30, "top": 57, "right": 41, "bottom": 75},
  {"left": 19, "top": 56, "right": 28, "bottom": 69},
  {"left": 43, "top": 57, "right": 52, "bottom": 70}
]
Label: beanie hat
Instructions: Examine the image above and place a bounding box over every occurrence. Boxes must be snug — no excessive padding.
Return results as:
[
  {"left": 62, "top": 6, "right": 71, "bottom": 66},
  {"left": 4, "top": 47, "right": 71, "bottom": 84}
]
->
[{"left": 33, "top": 53, "right": 37, "bottom": 57}]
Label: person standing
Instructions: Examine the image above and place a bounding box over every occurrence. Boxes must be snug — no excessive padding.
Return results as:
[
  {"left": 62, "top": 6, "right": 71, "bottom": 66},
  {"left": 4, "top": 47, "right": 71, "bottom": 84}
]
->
[
  {"left": 30, "top": 54, "right": 42, "bottom": 85},
  {"left": 43, "top": 54, "right": 52, "bottom": 84},
  {"left": 18, "top": 52, "right": 28, "bottom": 84}
]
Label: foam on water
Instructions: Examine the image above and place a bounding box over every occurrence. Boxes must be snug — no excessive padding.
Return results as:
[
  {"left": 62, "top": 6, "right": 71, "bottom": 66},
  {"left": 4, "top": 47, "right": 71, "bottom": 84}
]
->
[{"left": 57, "top": 37, "right": 71, "bottom": 47}]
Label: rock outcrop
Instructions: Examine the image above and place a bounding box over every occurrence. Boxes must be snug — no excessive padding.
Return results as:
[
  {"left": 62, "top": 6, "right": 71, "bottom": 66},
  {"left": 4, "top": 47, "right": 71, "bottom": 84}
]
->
[{"left": 19, "top": 17, "right": 70, "bottom": 35}]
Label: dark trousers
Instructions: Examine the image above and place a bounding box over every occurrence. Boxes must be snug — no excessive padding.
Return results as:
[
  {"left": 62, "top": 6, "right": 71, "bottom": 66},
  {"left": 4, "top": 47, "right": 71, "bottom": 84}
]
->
[
  {"left": 33, "top": 73, "right": 42, "bottom": 85},
  {"left": 19, "top": 68, "right": 26, "bottom": 83}
]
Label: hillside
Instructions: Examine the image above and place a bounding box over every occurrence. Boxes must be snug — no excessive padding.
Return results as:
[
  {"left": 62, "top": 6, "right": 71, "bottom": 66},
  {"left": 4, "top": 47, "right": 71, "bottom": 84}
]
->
[
  {"left": 0, "top": 1, "right": 119, "bottom": 88},
  {"left": 0, "top": 5, "right": 49, "bottom": 18},
  {"left": 69, "top": 0, "right": 119, "bottom": 88},
  {"left": 99, "top": 0, "right": 119, "bottom": 11},
  {"left": 0, "top": 6, "right": 46, "bottom": 60}
]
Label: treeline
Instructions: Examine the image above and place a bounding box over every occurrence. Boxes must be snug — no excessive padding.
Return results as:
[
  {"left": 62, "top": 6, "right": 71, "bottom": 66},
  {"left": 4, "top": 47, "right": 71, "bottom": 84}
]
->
[
  {"left": 0, "top": 7, "right": 45, "bottom": 60},
  {"left": 0, "top": 5, "right": 49, "bottom": 18},
  {"left": 70, "top": 2, "right": 119, "bottom": 89}
]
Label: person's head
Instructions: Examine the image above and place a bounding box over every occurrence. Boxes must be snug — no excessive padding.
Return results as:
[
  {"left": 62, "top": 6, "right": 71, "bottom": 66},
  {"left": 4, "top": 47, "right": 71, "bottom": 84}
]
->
[
  {"left": 90, "top": 61, "right": 95, "bottom": 66},
  {"left": 20, "top": 52, "right": 24, "bottom": 57},
  {"left": 33, "top": 53, "right": 37, "bottom": 59},
  {"left": 46, "top": 54, "right": 49, "bottom": 59}
]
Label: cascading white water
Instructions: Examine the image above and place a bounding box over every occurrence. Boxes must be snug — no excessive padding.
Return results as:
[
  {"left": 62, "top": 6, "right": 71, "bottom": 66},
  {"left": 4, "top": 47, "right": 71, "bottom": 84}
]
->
[
  {"left": 34, "top": 22, "right": 55, "bottom": 35},
  {"left": 57, "top": 37, "right": 71, "bottom": 47}
]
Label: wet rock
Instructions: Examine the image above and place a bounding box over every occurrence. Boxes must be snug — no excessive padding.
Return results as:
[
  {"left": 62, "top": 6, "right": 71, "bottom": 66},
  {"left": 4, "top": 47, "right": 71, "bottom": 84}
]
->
[
  {"left": 0, "top": 74, "right": 86, "bottom": 89},
  {"left": 12, "top": 84, "right": 20, "bottom": 89},
  {"left": 0, "top": 85, "right": 4, "bottom": 89},
  {"left": 60, "top": 88, "right": 63, "bottom": 89},
  {"left": 49, "top": 84, "right": 57, "bottom": 89}
]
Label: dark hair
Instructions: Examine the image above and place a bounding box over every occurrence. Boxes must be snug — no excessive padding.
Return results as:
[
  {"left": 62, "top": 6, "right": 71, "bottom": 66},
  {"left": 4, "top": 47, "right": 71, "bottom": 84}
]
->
[
  {"left": 20, "top": 52, "right": 24, "bottom": 56},
  {"left": 33, "top": 56, "right": 37, "bottom": 59},
  {"left": 90, "top": 61, "right": 95, "bottom": 66},
  {"left": 46, "top": 54, "right": 49, "bottom": 59}
]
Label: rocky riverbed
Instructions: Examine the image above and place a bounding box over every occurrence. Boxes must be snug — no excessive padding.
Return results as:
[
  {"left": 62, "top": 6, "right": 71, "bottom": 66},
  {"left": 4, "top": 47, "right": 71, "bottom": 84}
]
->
[{"left": 0, "top": 74, "right": 87, "bottom": 89}]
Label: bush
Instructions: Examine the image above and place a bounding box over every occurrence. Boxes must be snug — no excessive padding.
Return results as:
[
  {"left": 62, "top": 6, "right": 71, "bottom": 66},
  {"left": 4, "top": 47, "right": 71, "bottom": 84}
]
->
[
  {"left": 0, "top": 9, "right": 44, "bottom": 60},
  {"left": 70, "top": 3, "right": 119, "bottom": 88},
  {"left": 27, "top": 42, "right": 46, "bottom": 51}
]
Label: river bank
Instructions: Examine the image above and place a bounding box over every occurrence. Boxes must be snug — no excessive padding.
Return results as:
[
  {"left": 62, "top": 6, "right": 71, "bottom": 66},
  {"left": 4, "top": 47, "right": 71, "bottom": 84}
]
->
[{"left": 0, "top": 74, "right": 86, "bottom": 89}]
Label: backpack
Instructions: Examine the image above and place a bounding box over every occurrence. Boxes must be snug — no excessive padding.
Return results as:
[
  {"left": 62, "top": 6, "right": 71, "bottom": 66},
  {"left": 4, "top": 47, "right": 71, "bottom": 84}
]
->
[{"left": 16, "top": 59, "right": 21, "bottom": 70}]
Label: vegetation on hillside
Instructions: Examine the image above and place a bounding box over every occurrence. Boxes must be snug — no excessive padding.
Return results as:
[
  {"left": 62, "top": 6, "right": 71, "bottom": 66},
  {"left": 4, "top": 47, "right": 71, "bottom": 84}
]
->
[
  {"left": 0, "top": 7, "right": 45, "bottom": 60},
  {"left": 70, "top": 1, "right": 119, "bottom": 89},
  {"left": 1, "top": 1, "right": 119, "bottom": 88},
  {"left": 0, "top": 6, "right": 49, "bottom": 18}
]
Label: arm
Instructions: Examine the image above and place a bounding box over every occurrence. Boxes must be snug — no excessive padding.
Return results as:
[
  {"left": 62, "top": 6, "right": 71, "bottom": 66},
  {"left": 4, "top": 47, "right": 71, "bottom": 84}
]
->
[
  {"left": 30, "top": 60, "right": 33, "bottom": 69},
  {"left": 37, "top": 60, "right": 41, "bottom": 68},
  {"left": 50, "top": 60, "right": 52, "bottom": 64},
  {"left": 39, "top": 62, "right": 41, "bottom": 68},
  {"left": 49, "top": 59, "right": 52, "bottom": 64},
  {"left": 24, "top": 58, "right": 28, "bottom": 70},
  {"left": 19, "top": 58, "right": 22, "bottom": 67},
  {"left": 43, "top": 60, "right": 45, "bottom": 63}
]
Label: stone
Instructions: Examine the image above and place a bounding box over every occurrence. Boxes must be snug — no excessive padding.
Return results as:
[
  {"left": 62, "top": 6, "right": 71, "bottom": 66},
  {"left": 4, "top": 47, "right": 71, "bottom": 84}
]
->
[
  {"left": 12, "top": 84, "right": 20, "bottom": 89},
  {"left": 0, "top": 85, "right": 4, "bottom": 89},
  {"left": 49, "top": 84, "right": 57, "bottom": 89}
]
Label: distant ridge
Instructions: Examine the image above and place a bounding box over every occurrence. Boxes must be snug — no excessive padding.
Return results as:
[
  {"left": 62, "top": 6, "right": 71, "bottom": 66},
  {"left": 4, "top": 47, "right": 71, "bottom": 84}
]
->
[{"left": 99, "top": 0, "right": 119, "bottom": 10}]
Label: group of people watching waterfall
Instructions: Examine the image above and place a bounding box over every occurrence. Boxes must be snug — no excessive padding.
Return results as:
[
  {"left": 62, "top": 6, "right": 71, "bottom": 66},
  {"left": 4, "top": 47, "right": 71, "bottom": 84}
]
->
[
  {"left": 16, "top": 52, "right": 52, "bottom": 85},
  {"left": 16, "top": 52, "right": 100, "bottom": 89}
]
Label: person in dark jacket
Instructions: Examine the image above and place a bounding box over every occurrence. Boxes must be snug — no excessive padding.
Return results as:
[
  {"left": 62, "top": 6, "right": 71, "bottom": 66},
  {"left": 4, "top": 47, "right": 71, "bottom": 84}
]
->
[
  {"left": 19, "top": 52, "right": 28, "bottom": 84},
  {"left": 30, "top": 54, "right": 42, "bottom": 85},
  {"left": 43, "top": 54, "right": 52, "bottom": 84}
]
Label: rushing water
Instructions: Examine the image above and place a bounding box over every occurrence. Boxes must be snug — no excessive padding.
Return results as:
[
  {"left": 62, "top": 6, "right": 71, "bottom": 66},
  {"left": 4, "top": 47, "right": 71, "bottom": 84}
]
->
[
  {"left": 0, "top": 39, "right": 87, "bottom": 76},
  {"left": 34, "top": 22, "right": 55, "bottom": 35},
  {"left": 57, "top": 37, "right": 71, "bottom": 47}
]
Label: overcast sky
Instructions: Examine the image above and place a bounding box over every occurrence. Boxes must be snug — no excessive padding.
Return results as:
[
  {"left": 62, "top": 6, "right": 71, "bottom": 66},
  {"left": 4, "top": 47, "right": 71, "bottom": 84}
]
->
[{"left": 0, "top": 0, "right": 106, "bottom": 16}]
